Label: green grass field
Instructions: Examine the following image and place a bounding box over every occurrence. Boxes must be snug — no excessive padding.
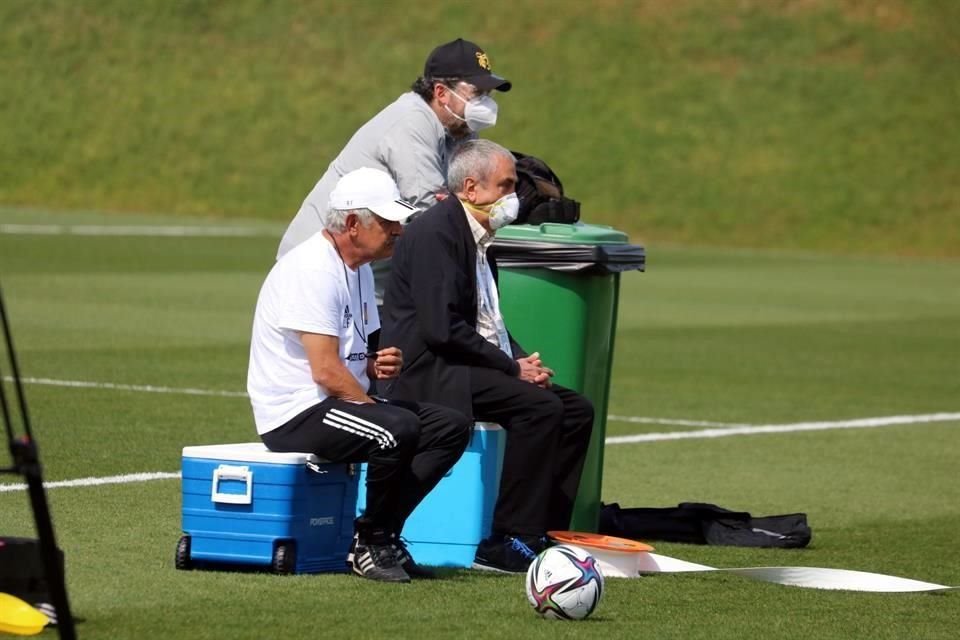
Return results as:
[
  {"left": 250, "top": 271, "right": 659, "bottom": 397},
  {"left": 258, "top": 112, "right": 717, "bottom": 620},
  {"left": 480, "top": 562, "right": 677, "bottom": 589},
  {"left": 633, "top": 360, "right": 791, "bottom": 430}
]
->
[
  {"left": 3, "top": 1, "right": 958, "bottom": 636},
  {"left": 1, "top": 210, "right": 957, "bottom": 639},
  {"left": 2, "top": 0, "right": 959, "bottom": 256}
]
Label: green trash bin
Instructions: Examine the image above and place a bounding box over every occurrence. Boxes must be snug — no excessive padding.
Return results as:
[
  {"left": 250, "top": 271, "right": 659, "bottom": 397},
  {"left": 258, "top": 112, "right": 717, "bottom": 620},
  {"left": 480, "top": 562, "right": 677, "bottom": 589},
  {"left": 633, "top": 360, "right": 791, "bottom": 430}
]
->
[{"left": 490, "top": 222, "right": 645, "bottom": 532}]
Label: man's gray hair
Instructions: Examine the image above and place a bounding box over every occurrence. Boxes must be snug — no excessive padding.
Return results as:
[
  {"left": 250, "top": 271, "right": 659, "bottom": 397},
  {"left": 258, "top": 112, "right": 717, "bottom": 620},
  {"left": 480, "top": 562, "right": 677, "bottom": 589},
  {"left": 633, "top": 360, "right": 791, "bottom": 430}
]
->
[
  {"left": 447, "top": 139, "right": 514, "bottom": 194},
  {"left": 325, "top": 207, "right": 375, "bottom": 233}
]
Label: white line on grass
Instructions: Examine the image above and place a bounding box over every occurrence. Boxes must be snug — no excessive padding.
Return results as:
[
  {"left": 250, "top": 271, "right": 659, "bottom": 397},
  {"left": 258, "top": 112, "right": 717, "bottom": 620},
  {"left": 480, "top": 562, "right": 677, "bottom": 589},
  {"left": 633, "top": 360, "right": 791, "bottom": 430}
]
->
[
  {"left": 604, "top": 412, "right": 960, "bottom": 443},
  {"left": 607, "top": 415, "right": 747, "bottom": 428},
  {"left": 3, "top": 374, "right": 957, "bottom": 495},
  {"left": 1, "top": 410, "right": 956, "bottom": 492},
  {"left": 0, "top": 471, "right": 180, "bottom": 493},
  {"left": 0, "top": 224, "right": 278, "bottom": 237},
  {"left": 4, "top": 410, "right": 958, "bottom": 494},
  {"left": 8, "top": 376, "right": 959, "bottom": 436},
  {"left": 4, "top": 376, "right": 248, "bottom": 398}
]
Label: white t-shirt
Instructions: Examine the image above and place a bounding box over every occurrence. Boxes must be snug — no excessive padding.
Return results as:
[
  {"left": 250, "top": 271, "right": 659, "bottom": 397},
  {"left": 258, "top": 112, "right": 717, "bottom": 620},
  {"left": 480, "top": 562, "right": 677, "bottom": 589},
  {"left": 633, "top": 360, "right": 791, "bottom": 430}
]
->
[{"left": 247, "top": 232, "right": 379, "bottom": 434}]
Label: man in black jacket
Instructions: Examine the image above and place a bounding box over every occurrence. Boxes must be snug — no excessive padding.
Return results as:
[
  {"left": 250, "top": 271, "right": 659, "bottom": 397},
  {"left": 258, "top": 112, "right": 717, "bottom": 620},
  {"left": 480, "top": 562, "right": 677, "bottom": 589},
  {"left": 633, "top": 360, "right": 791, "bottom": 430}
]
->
[{"left": 381, "top": 139, "right": 594, "bottom": 573}]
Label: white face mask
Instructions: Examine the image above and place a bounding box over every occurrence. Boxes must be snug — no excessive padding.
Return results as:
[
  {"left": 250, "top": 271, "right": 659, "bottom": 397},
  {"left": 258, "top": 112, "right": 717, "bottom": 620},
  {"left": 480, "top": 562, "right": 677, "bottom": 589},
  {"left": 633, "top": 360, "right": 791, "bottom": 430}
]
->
[
  {"left": 446, "top": 89, "right": 499, "bottom": 132},
  {"left": 486, "top": 192, "right": 519, "bottom": 230}
]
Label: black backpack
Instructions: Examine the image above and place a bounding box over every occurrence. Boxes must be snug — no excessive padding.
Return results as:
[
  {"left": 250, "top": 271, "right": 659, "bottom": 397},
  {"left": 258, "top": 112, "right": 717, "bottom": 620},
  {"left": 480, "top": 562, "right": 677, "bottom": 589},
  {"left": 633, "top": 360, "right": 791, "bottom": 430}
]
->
[
  {"left": 511, "top": 151, "right": 580, "bottom": 225},
  {"left": 0, "top": 537, "right": 63, "bottom": 606}
]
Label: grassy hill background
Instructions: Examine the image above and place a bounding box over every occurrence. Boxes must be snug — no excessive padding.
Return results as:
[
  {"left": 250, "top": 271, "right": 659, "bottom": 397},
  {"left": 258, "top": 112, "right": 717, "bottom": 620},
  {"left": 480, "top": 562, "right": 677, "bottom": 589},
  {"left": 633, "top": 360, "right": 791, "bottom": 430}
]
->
[{"left": 2, "top": 0, "right": 958, "bottom": 257}]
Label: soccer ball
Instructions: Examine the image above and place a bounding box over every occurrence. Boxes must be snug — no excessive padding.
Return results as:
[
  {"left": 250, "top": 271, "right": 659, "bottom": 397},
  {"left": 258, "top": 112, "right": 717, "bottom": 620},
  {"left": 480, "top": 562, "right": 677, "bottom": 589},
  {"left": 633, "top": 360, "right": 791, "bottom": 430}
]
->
[{"left": 525, "top": 544, "right": 604, "bottom": 620}]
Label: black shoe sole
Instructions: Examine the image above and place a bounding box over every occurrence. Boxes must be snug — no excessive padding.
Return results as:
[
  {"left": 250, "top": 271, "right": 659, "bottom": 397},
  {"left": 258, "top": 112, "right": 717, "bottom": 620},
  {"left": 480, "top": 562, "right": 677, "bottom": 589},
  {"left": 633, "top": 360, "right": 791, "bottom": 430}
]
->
[
  {"left": 470, "top": 560, "right": 525, "bottom": 574},
  {"left": 350, "top": 564, "right": 411, "bottom": 583}
]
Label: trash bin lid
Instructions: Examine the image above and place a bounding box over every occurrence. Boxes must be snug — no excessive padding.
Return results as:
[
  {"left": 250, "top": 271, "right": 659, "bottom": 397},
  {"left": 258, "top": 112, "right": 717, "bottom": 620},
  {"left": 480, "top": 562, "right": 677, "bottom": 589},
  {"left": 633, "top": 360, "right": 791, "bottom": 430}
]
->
[
  {"left": 491, "top": 223, "right": 645, "bottom": 273},
  {"left": 496, "top": 222, "right": 629, "bottom": 245}
]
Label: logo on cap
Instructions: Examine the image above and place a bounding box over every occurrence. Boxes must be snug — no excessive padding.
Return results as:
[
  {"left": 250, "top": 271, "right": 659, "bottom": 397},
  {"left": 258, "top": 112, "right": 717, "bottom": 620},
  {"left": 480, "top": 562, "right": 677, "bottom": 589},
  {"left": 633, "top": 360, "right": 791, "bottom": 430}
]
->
[{"left": 475, "top": 51, "right": 491, "bottom": 71}]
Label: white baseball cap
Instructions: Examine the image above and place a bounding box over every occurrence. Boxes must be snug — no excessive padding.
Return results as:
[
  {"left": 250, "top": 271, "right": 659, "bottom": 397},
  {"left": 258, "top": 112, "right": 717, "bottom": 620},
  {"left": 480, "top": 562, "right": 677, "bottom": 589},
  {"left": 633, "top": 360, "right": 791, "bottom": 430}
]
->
[{"left": 328, "top": 168, "right": 417, "bottom": 222}]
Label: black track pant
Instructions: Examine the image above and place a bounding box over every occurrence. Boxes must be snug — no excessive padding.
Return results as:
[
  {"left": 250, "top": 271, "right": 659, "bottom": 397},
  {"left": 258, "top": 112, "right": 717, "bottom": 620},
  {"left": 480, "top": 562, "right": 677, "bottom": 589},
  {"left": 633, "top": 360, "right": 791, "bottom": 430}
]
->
[
  {"left": 469, "top": 368, "right": 595, "bottom": 536},
  {"left": 262, "top": 398, "right": 471, "bottom": 535}
]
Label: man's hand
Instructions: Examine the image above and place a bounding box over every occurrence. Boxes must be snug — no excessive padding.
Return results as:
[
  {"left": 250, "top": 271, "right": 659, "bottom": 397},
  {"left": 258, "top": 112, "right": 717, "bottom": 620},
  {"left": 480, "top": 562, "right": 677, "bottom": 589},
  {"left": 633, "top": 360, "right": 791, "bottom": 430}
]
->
[
  {"left": 516, "top": 352, "right": 554, "bottom": 388},
  {"left": 369, "top": 346, "right": 403, "bottom": 380}
]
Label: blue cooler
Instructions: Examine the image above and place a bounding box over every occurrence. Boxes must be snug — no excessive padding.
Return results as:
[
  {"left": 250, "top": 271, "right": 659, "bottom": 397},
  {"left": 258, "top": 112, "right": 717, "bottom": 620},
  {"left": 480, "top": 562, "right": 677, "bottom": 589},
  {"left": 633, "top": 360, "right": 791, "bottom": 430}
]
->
[
  {"left": 178, "top": 443, "right": 358, "bottom": 574},
  {"left": 356, "top": 423, "right": 504, "bottom": 567}
]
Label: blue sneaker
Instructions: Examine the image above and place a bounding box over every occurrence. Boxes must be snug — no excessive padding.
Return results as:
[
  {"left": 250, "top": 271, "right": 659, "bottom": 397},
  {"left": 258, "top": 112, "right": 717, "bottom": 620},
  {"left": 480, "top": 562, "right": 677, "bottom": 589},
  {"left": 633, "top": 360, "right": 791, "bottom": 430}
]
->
[{"left": 472, "top": 534, "right": 544, "bottom": 573}]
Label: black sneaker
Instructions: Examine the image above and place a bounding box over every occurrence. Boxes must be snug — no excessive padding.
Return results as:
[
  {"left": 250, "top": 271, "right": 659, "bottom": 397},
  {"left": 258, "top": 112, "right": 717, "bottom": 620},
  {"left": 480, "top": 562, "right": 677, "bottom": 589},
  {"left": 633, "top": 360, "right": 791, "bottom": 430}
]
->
[
  {"left": 391, "top": 535, "right": 436, "bottom": 579},
  {"left": 347, "top": 534, "right": 410, "bottom": 583},
  {"left": 471, "top": 534, "right": 543, "bottom": 573}
]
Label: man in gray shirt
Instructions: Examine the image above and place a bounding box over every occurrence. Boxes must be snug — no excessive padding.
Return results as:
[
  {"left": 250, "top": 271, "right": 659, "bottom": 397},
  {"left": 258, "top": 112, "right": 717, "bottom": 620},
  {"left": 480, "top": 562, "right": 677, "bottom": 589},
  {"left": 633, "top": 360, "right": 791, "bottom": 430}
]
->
[{"left": 278, "top": 38, "right": 512, "bottom": 302}]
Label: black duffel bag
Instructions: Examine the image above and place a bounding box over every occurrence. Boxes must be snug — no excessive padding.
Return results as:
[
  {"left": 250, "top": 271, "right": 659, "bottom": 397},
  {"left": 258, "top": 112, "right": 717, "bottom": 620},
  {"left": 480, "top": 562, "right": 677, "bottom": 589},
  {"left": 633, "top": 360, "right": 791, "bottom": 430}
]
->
[{"left": 599, "top": 502, "right": 812, "bottom": 548}]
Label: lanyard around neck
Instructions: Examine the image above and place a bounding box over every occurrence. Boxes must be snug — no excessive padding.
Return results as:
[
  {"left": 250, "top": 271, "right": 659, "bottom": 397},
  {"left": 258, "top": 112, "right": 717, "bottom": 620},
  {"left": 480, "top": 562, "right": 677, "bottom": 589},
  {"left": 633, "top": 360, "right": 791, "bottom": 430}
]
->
[{"left": 327, "top": 233, "right": 368, "bottom": 347}]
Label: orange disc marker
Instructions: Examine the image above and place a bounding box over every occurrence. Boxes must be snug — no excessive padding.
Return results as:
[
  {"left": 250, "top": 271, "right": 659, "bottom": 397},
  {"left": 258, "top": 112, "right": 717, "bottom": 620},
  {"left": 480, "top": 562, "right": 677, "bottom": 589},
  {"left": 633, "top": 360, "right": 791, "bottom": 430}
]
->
[{"left": 548, "top": 530, "right": 654, "bottom": 553}]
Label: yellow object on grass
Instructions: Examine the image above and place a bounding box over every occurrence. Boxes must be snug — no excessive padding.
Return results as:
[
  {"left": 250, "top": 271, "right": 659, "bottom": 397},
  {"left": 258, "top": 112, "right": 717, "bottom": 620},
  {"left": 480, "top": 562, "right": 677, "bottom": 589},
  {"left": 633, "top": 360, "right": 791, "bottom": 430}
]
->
[{"left": 0, "top": 593, "right": 48, "bottom": 636}]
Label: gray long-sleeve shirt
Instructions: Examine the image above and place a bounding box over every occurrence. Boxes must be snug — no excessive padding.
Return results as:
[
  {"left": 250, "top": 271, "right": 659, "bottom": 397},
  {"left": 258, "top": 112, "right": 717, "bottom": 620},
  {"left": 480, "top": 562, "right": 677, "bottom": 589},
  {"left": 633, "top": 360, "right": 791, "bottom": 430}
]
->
[{"left": 277, "top": 92, "right": 466, "bottom": 260}]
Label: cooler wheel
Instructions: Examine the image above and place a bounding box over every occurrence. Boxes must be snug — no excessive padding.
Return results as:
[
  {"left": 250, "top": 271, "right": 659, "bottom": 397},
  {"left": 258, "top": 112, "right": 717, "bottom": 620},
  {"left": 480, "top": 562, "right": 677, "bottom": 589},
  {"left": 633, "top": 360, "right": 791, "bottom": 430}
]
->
[
  {"left": 175, "top": 535, "right": 192, "bottom": 570},
  {"left": 272, "top": 541, "right": 296, "bottom": 574}
]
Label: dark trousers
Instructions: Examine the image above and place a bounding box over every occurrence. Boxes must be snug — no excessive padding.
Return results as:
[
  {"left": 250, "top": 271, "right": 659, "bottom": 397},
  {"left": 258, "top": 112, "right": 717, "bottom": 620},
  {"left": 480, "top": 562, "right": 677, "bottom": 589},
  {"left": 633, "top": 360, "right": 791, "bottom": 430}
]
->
[
  {"left": 469, "top": 367, "right": 595, "bottom": 536},
  {"left": 262, "top": 398, "right": 471, "bottom": 535}
]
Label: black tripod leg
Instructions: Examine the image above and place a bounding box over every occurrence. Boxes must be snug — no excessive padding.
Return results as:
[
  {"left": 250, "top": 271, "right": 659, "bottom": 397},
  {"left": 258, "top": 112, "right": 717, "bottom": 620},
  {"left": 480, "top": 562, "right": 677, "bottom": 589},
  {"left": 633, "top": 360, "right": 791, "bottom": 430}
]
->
[
  {"left": 1, "top": 285, "right": 76, "bottom": 639},
  {"left": 20, "top": 453, "right": 76, "bottom": 639}
]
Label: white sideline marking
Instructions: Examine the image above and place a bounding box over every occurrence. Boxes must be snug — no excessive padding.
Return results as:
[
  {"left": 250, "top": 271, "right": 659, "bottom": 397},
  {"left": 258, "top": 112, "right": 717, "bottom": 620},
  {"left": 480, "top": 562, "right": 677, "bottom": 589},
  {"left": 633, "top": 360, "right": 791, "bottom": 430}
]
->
[
  {"left": 605, "top": 412, "right": 960, "bottom": 444},
  {"left": 2, "top": 376, "right": 957, "bottom": 494},
  {"left": 608, "top": 415, "right": 746, "bottom": 428},
  {"left": 3, "top": 410, "right": 957, "bottom": 494},
  {"left": 1, "top": 413, "right": 957, "bottom": 492},
  {"left": 0, "top": 472, "right": 180, "bottom": 493},
  {"left": 4, "top": 376, "right": 248, "bottom": 398},
  {"left": 0, "top": 224, "right": 277, "bottom": 237}
]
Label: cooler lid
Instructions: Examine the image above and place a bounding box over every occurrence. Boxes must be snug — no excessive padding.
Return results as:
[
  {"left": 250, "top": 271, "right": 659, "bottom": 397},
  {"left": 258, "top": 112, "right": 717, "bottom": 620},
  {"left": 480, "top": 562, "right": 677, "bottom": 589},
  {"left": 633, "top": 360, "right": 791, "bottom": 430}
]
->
[{"left": 182, "top": 442, "right": 321, "bottom": 465}]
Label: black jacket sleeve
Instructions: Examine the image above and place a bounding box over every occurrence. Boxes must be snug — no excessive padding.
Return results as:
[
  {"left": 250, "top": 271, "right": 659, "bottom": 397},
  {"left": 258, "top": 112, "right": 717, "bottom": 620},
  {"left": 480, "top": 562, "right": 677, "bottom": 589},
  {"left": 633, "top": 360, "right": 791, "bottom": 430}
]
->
[{"left": 407, "top": 225, "right": 520, "bottom": 376}]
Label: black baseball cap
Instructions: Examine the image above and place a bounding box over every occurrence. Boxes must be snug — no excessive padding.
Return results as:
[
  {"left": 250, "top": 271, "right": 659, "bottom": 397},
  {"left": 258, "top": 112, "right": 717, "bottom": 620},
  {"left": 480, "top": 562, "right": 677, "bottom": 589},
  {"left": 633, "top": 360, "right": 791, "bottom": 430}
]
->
[{"left": 423, "top": 38, "right": 512, "bottom": 92}]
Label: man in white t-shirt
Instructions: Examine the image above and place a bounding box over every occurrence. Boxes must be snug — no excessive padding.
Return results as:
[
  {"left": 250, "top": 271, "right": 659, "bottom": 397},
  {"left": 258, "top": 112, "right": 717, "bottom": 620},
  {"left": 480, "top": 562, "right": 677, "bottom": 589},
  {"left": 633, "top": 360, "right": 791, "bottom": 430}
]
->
[{"left": 248, "top": 167, "right": 472, "bottom": 583}]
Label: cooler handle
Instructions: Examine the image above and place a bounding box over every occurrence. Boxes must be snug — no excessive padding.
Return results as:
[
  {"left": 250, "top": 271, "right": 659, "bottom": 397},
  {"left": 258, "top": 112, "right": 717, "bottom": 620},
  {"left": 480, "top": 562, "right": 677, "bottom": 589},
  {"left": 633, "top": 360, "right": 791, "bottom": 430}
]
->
[{"left": 211, "top": 464, "right": 253, "bottom": 505}]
